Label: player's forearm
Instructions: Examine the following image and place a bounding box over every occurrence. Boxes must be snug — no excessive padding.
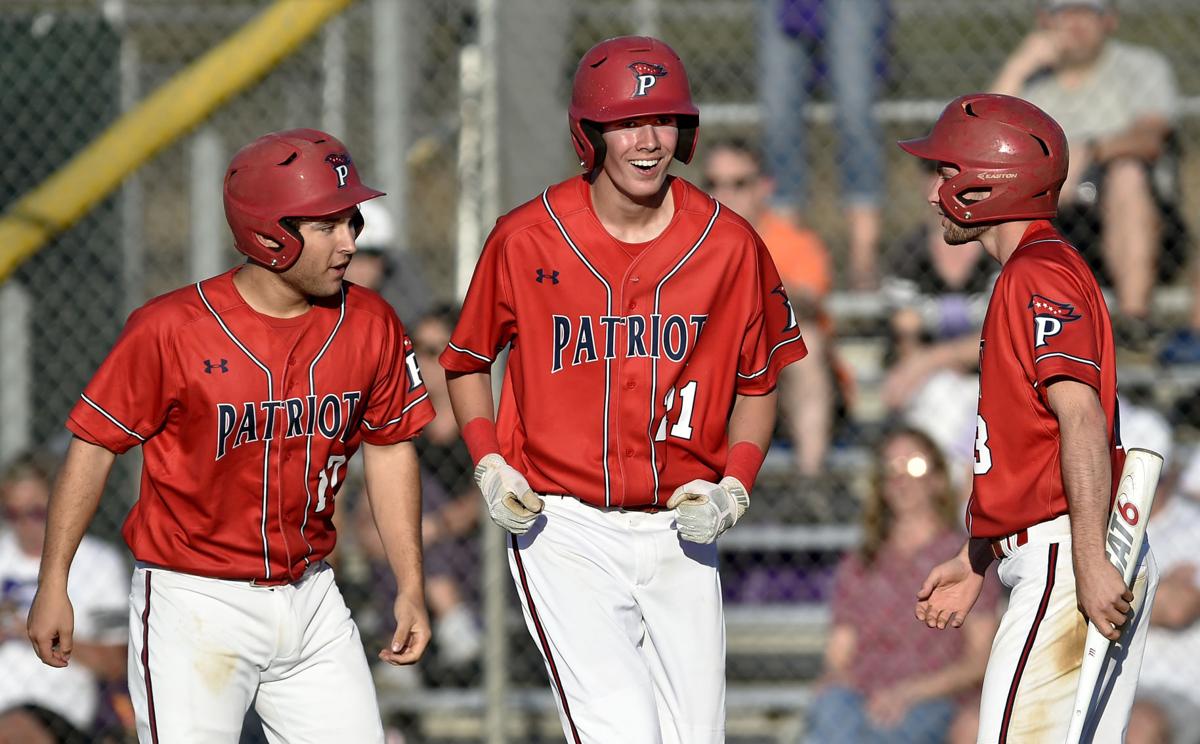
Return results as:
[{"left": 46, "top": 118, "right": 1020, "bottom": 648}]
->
[
  {"left": 1049, "top": 384, "right": 1112, "bottom": 567},
  {"left": 445, "top": 370, "right": 496, "bottom": 429},
  {"left": 362, "top": 441, "right": 425, "bottom": 599},
  {"left": 38, "top": 438, "right": 116, "bottom": 587},
  {"left": 728, "top": 391, "right": 777, "bottom": 451}
]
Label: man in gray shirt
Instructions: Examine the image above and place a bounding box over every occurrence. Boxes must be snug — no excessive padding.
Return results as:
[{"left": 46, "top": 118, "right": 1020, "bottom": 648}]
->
[{"left": 992, "top": 0, "right": 1180, "bottom": 345}]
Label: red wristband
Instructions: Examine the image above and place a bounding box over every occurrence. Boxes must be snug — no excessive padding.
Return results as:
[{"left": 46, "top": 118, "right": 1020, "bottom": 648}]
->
[
  {"left": 461, "top": 417, "right": 502, "bottom": 464},
  {"left": 724, "top": 441, "right": 766, "bottom": 491}
]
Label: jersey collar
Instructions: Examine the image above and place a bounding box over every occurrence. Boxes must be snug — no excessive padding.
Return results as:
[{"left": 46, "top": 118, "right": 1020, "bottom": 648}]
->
[{"left": 1018, "top": 219, "right": 1058, "bottom": 246}]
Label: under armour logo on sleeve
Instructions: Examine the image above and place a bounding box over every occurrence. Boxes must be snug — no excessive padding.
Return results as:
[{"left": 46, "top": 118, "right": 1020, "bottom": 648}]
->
[
  {"left": 536, "top": 269, "right": 560, "bottom": 285},
  {"left": 204, "top": 359, "right": 229, "bottom": 374}
]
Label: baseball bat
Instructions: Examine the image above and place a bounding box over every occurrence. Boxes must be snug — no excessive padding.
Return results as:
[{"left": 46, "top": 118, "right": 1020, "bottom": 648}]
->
[{"left": 1063, "top": 448, "right": 1162, "bottom": 744}]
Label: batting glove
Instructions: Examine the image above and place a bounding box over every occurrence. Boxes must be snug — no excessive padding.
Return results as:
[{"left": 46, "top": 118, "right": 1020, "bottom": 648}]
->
[
  {"left": 473, "top": 454, "right": 544, "bottom": 535},
  {"left": 666, "top": 476, "right": 750, "bottom": 544}
]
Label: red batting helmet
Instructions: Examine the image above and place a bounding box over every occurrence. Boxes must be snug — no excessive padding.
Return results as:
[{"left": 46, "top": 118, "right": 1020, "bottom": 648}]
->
[
  {"left": 223, "top": 128, "right": 384, "bottom": 271},
  {"left": 569, "top": 36, "right": 700, "bottom": 176},
  {"left": 897, "top": 93, "right": 1068, "bottom": 225}
]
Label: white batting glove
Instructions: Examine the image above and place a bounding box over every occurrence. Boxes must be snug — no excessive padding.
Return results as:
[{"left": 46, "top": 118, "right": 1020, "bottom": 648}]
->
[
  {"left": 666, "top": 476, "right": 750, "bottom": 544},
  {"left": 473, "top": 454, "right": 544, "bottom": 535}
]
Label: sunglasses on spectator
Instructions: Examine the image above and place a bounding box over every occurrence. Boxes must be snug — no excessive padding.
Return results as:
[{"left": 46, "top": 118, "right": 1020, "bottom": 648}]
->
[
  {"left": 702, "top": 174, "right": 759, "bottom": 191},
  {"left": 415, "top": 344, "right": 443, "bottom": 357},
  {"left": 3, "top": 505, "right": 48, "bottom": 522}
]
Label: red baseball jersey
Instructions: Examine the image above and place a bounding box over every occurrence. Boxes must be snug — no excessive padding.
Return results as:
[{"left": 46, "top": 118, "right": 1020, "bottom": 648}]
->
[
  {"left": 440, "top": 175, "right": 807, "bottom": 508},
  {"left": 967, "top": 221, "right": 1123, "bottom": 538},
  {"left": 67, "top": 268, "right": 434, "bottom": 581}
]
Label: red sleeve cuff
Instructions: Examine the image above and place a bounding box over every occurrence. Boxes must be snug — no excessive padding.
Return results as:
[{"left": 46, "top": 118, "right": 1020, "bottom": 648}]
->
[
  {"left": 724, "top": 441, "right": 766, "bottom": 492},
  {"left": 1034, "top": 352, "right": 1101, "bottom": 391},
  {"left": 461, "top": 417, "right": 502, "bottom": 464}
]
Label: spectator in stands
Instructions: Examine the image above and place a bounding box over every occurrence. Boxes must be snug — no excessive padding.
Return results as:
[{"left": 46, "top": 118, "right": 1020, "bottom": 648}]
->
[
  {"left": 408, "top": 305, "right": 482, "bottom": 676},
  {"left": 881, "top": 161, "right": 997, "bottom": 486},
  {"left": 0, "top": 452, "right": 127, "bottom": 743},
  {"left": 804, "top": 427, "right": 999, "bottom": 744},
  {"left": 345, "top": 305, "right": 481, "bottom": 688},
  {"left": 991, "top": 0, "right": 1182, "bottom": 346},
  {"left": 759, "top": 0, "right": 889, "bottom": 289},
  {"left": 703, "top": 137, "right": 842, "bottom": 478},
  {"left": 1124, "top": 422, "right": 1200, "bottom": 744},
  {"left": 345, "top": 200, "right": 433, "bottom": 323}
]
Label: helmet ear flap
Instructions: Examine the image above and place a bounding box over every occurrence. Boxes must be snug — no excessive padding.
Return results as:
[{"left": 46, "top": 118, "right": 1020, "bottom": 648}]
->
[
  {"left": 579, "top": 121, "right": 606, "bottom": 179},
  {"left": 675, "top": 115, "right": 700, "bottom": 164}
]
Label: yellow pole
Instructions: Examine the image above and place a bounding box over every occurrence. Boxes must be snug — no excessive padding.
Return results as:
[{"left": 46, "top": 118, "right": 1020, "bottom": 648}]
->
[{"left": 0, "top": 0, "right": 353, "bottom": 282}]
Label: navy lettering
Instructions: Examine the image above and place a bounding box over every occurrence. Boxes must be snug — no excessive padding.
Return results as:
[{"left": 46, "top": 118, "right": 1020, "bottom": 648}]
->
[
  {"left": 317, "top": 393, "right": 341, "bottom": 438},
  {"left": 599, "top": 316, "right": 624, "bottom": 359},
  {"left": 305, "top": 394, "right": 318, "bottom": 436},
  {"left": 552, "top": 315, "right": 571, "bottom": 373},
  {"left": 627, "top": 315, "right": 648, "bottom": 357},
  {"left": 285, "top": 398, "right": 305, "bottom": 437},
  {"left": 216, "top": 403, "right": 237, "bottom": 460},
  {"left": 341, "top": 391, "right": 362, "bottom": 442},
  {"left": 549, "top": 313, "right": 712, "bottom": 373},
  {"left": 573, "top": 317, "right": 598, "bottom": 366},
  {"left": 663, "top": 315, "right": 688, "bottom": 362},
  {"left": 234, "top": 401, "right": 259, "bottom": 447},
  {"left": 260, "top": 400, "right": 283, "bottom": 440},
  {"left": 216, "top": 391, "right": 364, "bottom": 458}
]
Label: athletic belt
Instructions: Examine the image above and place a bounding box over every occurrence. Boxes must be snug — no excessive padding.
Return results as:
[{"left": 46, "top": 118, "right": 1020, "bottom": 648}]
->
[
  {"left": 989, "top": 514, "right": 1071, "bottom": 560},
  {"left": 136, "top": 560, "right": 323, "bottom": 587}
]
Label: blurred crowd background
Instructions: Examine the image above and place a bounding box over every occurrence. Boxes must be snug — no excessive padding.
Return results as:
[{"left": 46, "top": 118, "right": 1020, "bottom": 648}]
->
[{"left": 2, "top": 0, "right": 1200, "bottom": 742}]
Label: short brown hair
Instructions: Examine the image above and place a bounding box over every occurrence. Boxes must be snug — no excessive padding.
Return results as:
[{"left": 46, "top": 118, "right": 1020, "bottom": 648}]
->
[{"left": 1, "top": 451, "right": 57, "bottom": 493}]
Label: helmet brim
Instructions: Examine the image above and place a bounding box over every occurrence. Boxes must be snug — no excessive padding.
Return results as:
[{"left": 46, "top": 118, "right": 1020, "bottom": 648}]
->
[
  {"left": 896, "top": 136, "right": 946, "bottom": 163},
  {"left": 288, "top": 184, "right": 385, "bottom": 221}
]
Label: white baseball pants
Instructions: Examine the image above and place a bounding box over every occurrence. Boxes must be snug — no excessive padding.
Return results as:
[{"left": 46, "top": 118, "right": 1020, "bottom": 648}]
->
[
  {"left": 127, "top": 562, "right": 384, "bottom": 743},
  {"left": 977, "top": 515, "right": 1159, "bottom": 743},
  {"left": 508, "top": 495, "right": 726, "bottom": 744}
]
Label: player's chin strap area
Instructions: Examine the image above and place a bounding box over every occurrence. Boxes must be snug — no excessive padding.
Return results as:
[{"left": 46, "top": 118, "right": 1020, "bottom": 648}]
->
[{"left": 666, "top": 476, "right": 749, "bottom": 545}]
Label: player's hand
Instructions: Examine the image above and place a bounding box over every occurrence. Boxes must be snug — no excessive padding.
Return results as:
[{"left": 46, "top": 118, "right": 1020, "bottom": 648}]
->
[
  {"left": 380, "top": 591, "right": 431, "bottom": 666},
  {"left": 27, "top": 584, "right": 74, "bottom": 668},
  {"left": 916, "top": 553, "right": 984, "bottom": 630},
  {"left": 1075, "top": 559, "right": 1133, "bottom": 642},
  {"left": 666, "top": 476, "right": 749, "bottom": 545},
  {"left": 474, "top": 454, "right": 544, "bottom": 535}
]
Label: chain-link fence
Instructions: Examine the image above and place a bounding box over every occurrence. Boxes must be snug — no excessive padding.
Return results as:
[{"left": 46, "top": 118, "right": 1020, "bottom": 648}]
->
[{"left": 2, "top": 0, "right": 1200, "bottom": 742}]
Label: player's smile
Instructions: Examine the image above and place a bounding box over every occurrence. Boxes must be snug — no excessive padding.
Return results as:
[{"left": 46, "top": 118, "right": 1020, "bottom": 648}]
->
[{"left": 629, "top": 157, "right": 663, "bottom": 175}]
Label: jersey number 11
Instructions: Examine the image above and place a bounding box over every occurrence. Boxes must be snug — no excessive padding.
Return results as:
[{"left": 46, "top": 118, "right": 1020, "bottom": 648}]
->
[{"left": 655, "top": 381, "right": 698, "bottom": 442}]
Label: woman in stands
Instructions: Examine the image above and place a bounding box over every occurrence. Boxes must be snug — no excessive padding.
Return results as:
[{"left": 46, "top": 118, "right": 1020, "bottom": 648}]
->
[{"left": 803, "top": 427, "right": 1000, "bottom": 744}]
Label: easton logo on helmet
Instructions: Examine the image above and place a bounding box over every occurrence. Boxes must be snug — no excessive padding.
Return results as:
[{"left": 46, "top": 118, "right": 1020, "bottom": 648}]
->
[
  {"left": 979, "top": 172, "right": 1019, "bottom": 180},
  {"left": 629, "top": 61, "right": 668, "bottom": 97},
  {"left": 324, "top": 152, "right": 353, "bottom": 188}
]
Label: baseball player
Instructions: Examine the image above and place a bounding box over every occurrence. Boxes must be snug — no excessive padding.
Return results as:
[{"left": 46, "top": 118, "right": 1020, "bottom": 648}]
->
[
  {"left": 25, "top": 129, "right": 435, "bottom": 743},
  {"left": 903, "top": 94, "right": 1159, "bottom": 742},
  {"left": 439, "top": 36, "right": 806, "bottom": 743}
]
